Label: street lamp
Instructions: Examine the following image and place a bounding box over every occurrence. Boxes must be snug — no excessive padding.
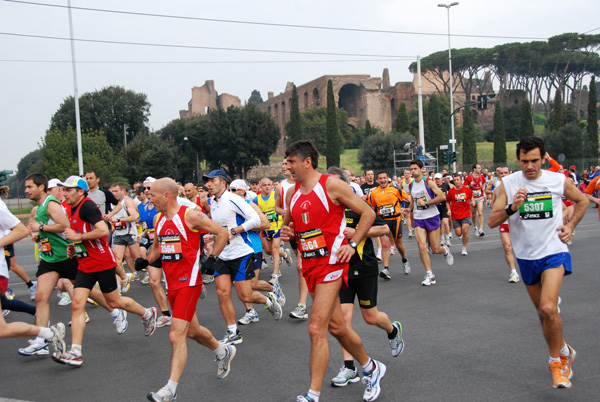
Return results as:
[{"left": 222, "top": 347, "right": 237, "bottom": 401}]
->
[
  {"left": 438, "top": 2, "right": 459, "bottom": 171},
  {"left": 183, "top": 136, "right": 200, "bottom": 183}
]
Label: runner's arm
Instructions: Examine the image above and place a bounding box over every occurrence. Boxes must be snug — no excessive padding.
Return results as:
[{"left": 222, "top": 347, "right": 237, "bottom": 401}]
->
[
  {"left": 186, "top": 211, "right": 228, "bottom": 256},
  {"left": 249, "top": 201, "right": 270, "bottom": 231},
  {"left": 561, "top": 176, "right": 589, "bottom": 235},
  {"left": 425, "top": 179, "right": 446, "bottom": 205},
  {"left": 488, "top": 182, "right": 526, "bottom": 228},
  {"left": 0, "top": 223, "right": 28, "bottom": 248}
]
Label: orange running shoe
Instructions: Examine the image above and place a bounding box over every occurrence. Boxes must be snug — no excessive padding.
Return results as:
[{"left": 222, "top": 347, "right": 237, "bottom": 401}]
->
[
  {"left": 550, "top": 360, "right": 571, "bottom": 389},
  {"left": 560, "top": 344, "right": 576, "bottom": 380}
]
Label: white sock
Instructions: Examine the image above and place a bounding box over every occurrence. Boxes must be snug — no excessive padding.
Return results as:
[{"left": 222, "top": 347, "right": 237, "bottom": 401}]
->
[
  {"left": 37, "top": 328, "right": 53, "bottom": 341},
  {"left": 110, "top": 309, "right": 120, "bottom": 319},
  {"left": 427, "top": 270, "right": 435, "bottom": 277},
  {"left": 214, "top": 343, "right": 227, "bottom": 360},
  {"left": 227, "top": 324, "right": 237, "bottom": 333},
  {"left": 560, "top": 344, "right": 570, "bottom": 356},
  {"left": 511, "top": 269, "right": 518, "bottom": 275},
  {"left": 166, "top": 380, "right": 178, "bottom": 395},
  {"left": 71, "top": 344, "right": 82, "bottom": 354},
  {"left": 361, "top": 358, "right": 375, "bottom": 373},
  {"left": 307, "top": 390, "right": 320, "bottom": 402},
  {"left": 143, "top": 308, "right": 153, "bottom": 319},
  {"left": 549, "top": 356, "right": 560, "bottom": 363}
]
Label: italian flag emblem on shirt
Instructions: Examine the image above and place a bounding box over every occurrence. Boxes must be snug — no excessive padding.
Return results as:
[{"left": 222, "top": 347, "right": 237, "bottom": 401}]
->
[{"left": 302, "top": 213, "right": 309, "bottom": 224}]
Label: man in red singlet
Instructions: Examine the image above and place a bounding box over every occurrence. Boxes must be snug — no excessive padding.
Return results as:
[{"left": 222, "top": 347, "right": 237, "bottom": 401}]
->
[
  {"left": 464, "top": 163, "right": 487, "bottom": 237},
  {"left": 281, "top": 141, "right": 386, "bottom": 402}
]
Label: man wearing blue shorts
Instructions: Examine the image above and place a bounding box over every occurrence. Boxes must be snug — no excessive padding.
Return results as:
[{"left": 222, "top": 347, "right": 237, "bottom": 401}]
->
[{"left": 488, "top": 136, "right": 588, "bottom": 389}]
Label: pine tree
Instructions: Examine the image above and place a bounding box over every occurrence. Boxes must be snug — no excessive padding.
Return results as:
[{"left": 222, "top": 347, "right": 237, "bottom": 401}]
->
[
  {"left": 493, "top": 103, "right": 507, "bottom": 164},
  {"left": 325, "top": 79, "right": 341, "bottom": 168},
  {"left": 587, "top": 76, "right": 598, "bottom": 159},
  {"left": 520, "top": 99, "right": 534, "bottom": 140},
  {"left": 286, "top": 85, "right": 303, "bottom": 145},
  {"left": 395, "top": 103, "right": 410, "bottom": 133},
  {"left": 462, "top": 108, "right": 477, "bottom": 166}
]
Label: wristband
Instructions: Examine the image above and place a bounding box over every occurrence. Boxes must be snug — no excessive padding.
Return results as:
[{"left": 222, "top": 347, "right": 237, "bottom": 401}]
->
[{"left": 505, "top": 204, "right": 517, "bottom": 216}]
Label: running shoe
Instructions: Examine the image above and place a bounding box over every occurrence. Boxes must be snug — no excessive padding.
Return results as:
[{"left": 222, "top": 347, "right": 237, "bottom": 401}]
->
[
  {"left": 114, "top": 309, "right": 128, "bottom": 334},
  {"left": 444, "top": 246, "right": 454, "bottom": 266},
  {"left": 58, "top": 292, "right": 72, "bottom": 306},
  {"left": 261, "top": 259, "right": 268, "bottom": 270},
  {"left": 461, "top": 247, "right": 468, "bottom": 256},
  {"left": 68, "top": 311, "right": 90, "bottom": 326},
  {"left": 389, "top": 321, "right": 404, "bottom": 357},
  {"left": 421, "top": 274, "right": 436, "bottom": 286},
  {"left": 216, "top": 344, "right": 236, "bottom": 379},
  {"left": 289, "top": 304, "right": 308, "bottom": 320},
  {"left": 157, "top": 315, "right": 172, "bottom": 328},
  {"left": 284, "top": 248, "right": 293, "bottom": 266},
  {"left": 478, "top": 228, "right": 485, "bottom": 237},
  {"left": 440, "top": 237, "right": 445, "bottom": 247},
  {"left": 121, "top": 273, "right": 133, "bottom": 293},
  {"left": 268, "top": 274, "right": 280, "bottom": 286},
  {"left": 550, "top": 360, "right": 571, "bottom": 388},
  {"left": 273, "top": 282, "right": 286, "bottom": 307},
  {"left": 389, "top": 246, "right": 395, "bottom": 255},
  {"left": 265, "top": 292, "right": 282, "bottom": 320},
  {"left": 379, "top": 268, "right": 391, "bottom": 280},
  {"left": 362, "top": 360, "right": 386, "bottom": 402},
  {"left": 142, "top": 307, "right": 159, "bottom": 336},
  {"left": 331, "top": 366, "right": 360, "bottom": 387},
  {"left": 141, "top": 273, "right": 150, "bottom": 285},
  {"left": 408, "top": 229, "right": 414, "bottom": 238},
  {"left": 132, "top": 272, "right": 140, "bottom": 281},
  {"left": 53, "top": 348, "right": 83, "bottom": 367},
  {"left": 28, "top": 281, "right": 37, "bottom": 301},
  {"left": 220, "top": 329, "right": 243, "bottom": 345},
  {"left": 2, "top": 309, "right": 9, "bottom": 317},
  {"left": 403, "top": 261, "right": 411, "bottom": 275},
  {"left": 427, "top": 247, "right": 433, "bottom": 255},
  {"left": 18, "top": 340, "right": 49, "bottom": 356},
  {"left": 296, "top": 396, "right": 315, "bottom": 402},
  {"left": 147, "top": 386, "right": 176, "bottom": 402},
  {"left": 446, "top": 237, "right": 452, "bottom": 247},
  {"left": 560, "top": 344, "right": 576, "bottom": 380},
  {"left": 238, "top": 309, "right": 259, "bottom": 325},
  {"left": 200, "top": 284, "right": 207, "bottom": 299},
  {"left": 509, "top": 271, "right": 520, "bottom": 283},
  {"left": 50, "top": 322, "right": 66, "bottom": 358},
  {"left": 376, "top": 248, "right": 382, "bottom": 261}
]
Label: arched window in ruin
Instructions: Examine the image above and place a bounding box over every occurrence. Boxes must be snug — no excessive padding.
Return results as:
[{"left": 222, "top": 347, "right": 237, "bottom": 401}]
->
[
  {"left": 312, "top": 88, "right": 320, "bottom": 107},
  {"left": 274, "top": 103, "right": 279, "bottom": 126},
  {"left": 390, "top": 98, "right": 396, "bottom": 130},
  {"left": 303, "top": 92, "right": 309, "bottom": 109},
  {"left": 338, "top": 84, "right": 363, "bottom": 118},
  {"left": 281, "top": 101, "right": 286, "bottom": 126}
]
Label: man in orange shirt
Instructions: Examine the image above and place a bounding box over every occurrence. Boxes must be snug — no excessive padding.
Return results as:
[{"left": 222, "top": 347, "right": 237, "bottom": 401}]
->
[{"left": 583, "top": 175, "right": 600, "bottom": 221}]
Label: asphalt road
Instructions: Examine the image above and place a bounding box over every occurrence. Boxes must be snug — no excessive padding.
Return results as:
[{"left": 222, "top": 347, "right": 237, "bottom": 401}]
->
[{"left": 2, "top": 205, "right": 600, "bottom": 402}]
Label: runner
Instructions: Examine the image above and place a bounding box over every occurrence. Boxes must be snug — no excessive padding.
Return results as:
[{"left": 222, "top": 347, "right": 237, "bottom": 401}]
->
[
  {"left": 400, "top": 170, "right": 415, "bottom": 238},
  {"left": 488, "top": 136, "right": 587, "bottom": 389},
  {"left": 446, "top": 174, "right": 475, "bottom": 256},
  {"left": 407, "top": 160, "right": 454, "bottom": 286},
  {"left": 281, "top": 141, "right": 386, "bottom": 402},
  {"left": 52, "top": 176, "right": 158, "bottom": 367},
  {"left": 434, "top": 173, "right": 452, "bottom": 247},
  {"left": 367, "top": 171, "right": 411, "bottom": 279},
  {"left": 135, "top": 178, "right": 235, "bottom": 402},
  {"left": 464, "top": 164, "right": 486, "bottom": 237}
]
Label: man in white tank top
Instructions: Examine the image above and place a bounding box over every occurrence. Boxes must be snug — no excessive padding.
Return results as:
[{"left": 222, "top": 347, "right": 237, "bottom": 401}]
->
[{"left": 488, "top": 136, "right": 588, "bottom": 389}]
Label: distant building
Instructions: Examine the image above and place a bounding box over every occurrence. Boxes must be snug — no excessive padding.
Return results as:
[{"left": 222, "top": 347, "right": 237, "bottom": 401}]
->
[{"left": 179, "top": 80, "right": 241, "bottom": 119}]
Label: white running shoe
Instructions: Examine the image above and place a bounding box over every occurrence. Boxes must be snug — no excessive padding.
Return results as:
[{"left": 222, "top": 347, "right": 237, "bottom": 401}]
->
[
  {"left": 478, "top": 228, "right": 485, "bottom": 237},
  {"left": 157, "top": 315, "right": 172, "bottom": 328},
  {"left": 142, "top": 307, "right": 159, "bottom": 336},
  {"left": 238, "top": 309, "right": 259, "bottom": 325},
  {"left": 389, "top": 321, "right": 404, "bottom": 357},
  {"left": 147, "top": 386, "right": 176, "bottom": 402},
  {"left": 331, "top": 366, "right": 360, "bottom": 387},
  {"left": 58, "top": 292, "right": 72, "bottom": 306},
  {"left": 289, "top": 304, "right": 308, "bottom": 320},
  {"left": 421, "top": 274, "right": 437, "bottom": 286},
  {"left": 18, "top": 341, "right": 49, "bottom": 356},
  {"left": 557, "top": 296, "right": 562, "bottom": 314},
  {"left": 216, "top": 344, "right": 236, "bottom": 379},
  {"left": 403, "top": 261, "right": 411, "bottom": 275},
  {"left": 141, "top": 273, "right": 150, "bottom": 285},
  {"left": 121, "top": 273, "right": 133, "bottom": 293},
  {"left": 446, "top": 237, "right": 452, "bottom": 247},
  {"left": 408, "top": 229, "right": 414, "bottom": 238},
  {"left": 265, "top": 292, "right": 282, "bottom": 320},
  {"left": 461, "top": 247, "right": 468, "bottom": 256},
  {"left": 362, "top": 360, "right": 386, "bottom": 402},
  {"left": 28, "top": 281, "right": 37, "bottom": 301},
  {"left": 444, "top": 246, "right": 454, "bottom": 266},
  {"left": 113, "top": 309, "right": 128, "bottom": 334},
  {"left": 273, "top": 282, "right": 286, "bottom": 307},
  {"left": 379, "top": 268, "right": 391, "bottom": 280},
  {"left": 50, "top": 322, "right": 66, "bottom": 358},
  {"left": 200, "top": 284, "right": 207, "bottom": 299},
  {"left": 509, "top": 271, "right": 520, "bottom": 283},
  {"left": 284, "top": 248, "right": 293, "bottom": 266}
]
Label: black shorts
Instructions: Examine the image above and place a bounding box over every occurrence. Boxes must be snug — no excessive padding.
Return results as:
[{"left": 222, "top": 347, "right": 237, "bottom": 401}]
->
[
  {"left": 339, "top": 275, "right": 378, "bottom": 309},
  {"left": 4, "top": 243, "right": 15, "bottom": 258},
  {"left": 253, "top": 252, "right": 263, "bottom": 271},
  {"left": 214, "top": 254, "right": 255, "bottom": 282},
  {"left": 384, "top": 217, "right": 403, "bottom": 240},
  {"left": 437, "top": 204, "right": 449, "bottom": 220},
  {"left": 289, "top": 237, "right": 298, "bottom": 251},
  {"left": 74, "top": 267, "right": 118, "bottom": 293},
  {"left": 37, "top": 258, "right": 78, "bottom": 281}
]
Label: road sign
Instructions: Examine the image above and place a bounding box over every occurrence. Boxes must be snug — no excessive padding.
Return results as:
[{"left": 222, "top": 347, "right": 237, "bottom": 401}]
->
[{"left": 439, "top": 145, "right": 448, "bottom": 150}]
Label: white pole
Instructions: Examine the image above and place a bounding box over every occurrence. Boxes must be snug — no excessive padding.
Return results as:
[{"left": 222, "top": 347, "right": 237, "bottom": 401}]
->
[
  {"left": 417, "top": 56, "right": 425, "bottom": 150},
  {"left": 445, "top": 4, "right": 458, "bottom": 171},
  {"left": 68, "top": 0, "right": 83, "bottom": 176}
]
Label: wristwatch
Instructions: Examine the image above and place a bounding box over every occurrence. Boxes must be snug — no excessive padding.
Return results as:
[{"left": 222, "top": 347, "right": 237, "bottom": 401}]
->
[
  {"left": 230, "top": 228, "right": 237, "bottom": 236},
  {"left": 349, "top": 241, "right": 358, "bottom": 249},
  {"left": 39, "top": 223, "right": 44, "bottom": 232}
]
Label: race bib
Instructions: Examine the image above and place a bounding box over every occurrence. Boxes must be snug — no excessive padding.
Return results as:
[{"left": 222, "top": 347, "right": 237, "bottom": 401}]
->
[
  {"left": 519, "top": 191, "right": 553, "bottom": 220},
  {"left": 379, "top": 204, "right": 395, "bottom": 218},
  {"left": 266, "top": 209, "right": 278, "bottom": 223},
  {"left": 159, "top": 234, "right": 183, "bottom": 261},
  {"left": 40, "top": 237, "right": 53, "bottom": 256},
  {"left": 297, "top": 229, "right": 329, "bottom": 259},
  {"left": 113, "top": 220, "right": 127, "bottom": 230},
  {"left": 473, "top": 190, "right": 482, "bottom": 198},
  {"left": 148, "top": 229, "right": 155, "bottom": 241},
  {"left": 417, "top": 197, "right": 429, "bottom": 210},
  {"left": 73, "top": 240, "right": 88, "bottom": 258},
  {"left": 455, "top": 193, "right": 467, "bottom": 202}
]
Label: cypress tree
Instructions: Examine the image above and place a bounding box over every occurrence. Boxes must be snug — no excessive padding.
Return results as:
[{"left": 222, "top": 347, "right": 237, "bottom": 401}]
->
[
  {"left": 520, "top": 99, "right": 534, "bottom": 140},
  {"left": 365, "top": 120, "right": 373, "bottom": 137},
  {"left": 426, "top": 95, "right": 445, "bottom": 151},
  {"left": 587, "top": 76, "right": 598, "bottom": 159},
  {"left": 395, "top": 103, "right": 410, "bottom": 133},
  {"left": 493, "top": 103, "right": 507, "bottom": 164},
  {"left": 462, "top": 108, "right": 477, "bottom": 166},
  {"left": 325, "top": 79, "right": 341, "bottom": 168},
  {"left": 551, "top": 89, "right": 564, "bottom": 131},
  {"left": 286, "top": 85, "right": 303, "bottom": 145}
]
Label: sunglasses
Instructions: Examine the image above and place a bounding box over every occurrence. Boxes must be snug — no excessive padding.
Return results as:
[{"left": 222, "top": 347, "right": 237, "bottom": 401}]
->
[
  {"left": 229, "top": 188, "right": 241, "bottom": 192},
  {"left": 144, "top": 187, "right": 151, "bottom": 190}
]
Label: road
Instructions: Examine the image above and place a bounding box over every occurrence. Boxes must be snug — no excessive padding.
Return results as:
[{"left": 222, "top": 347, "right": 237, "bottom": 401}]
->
[{"left": 2, "top": 205, "right": 600, "bottom": 402}]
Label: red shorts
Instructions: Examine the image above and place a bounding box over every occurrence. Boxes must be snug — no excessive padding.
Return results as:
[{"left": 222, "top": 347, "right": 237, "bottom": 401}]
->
[
  {"left": 301, "top": 263, "right": 348, "bottom": 293},
  {"left": 167, "top": 285, "right": 203, "bottom": 322},
  {"left": 499, "top": 224, "right": 509, "bottom": 233},
  {"left": 562, "top": 199, "right": 574, "bottom": 207},
  {"left": 0, "top": 276, "right": 8, "bottom": 294}
]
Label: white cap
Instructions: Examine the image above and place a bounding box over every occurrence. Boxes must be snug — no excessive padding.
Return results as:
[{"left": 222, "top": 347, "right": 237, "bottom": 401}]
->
[
  {"left": 229, "top": 179, "right": 248, "bottom": 192},
  {"left": 47, "top": 178, "right": 62, "bottom": 189},
  {"left": 434, "top": 173, "right": 443, "bottom": 179},
  {"left": 143, "top": 176, "right": 156, "bottom": 184}
]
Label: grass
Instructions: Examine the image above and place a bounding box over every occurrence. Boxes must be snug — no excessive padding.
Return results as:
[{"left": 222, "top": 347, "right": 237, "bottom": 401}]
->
[{"left": 460, "top": 141, "right": 519, "bottom": 166}]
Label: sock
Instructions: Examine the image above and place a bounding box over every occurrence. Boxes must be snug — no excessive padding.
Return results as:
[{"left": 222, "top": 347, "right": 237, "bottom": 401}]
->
[
  {"left": 560, "top": 344, "right": 570, "bottom": 356},
  {"left": 265, "top": 297, "right": 272, "bottom": 308},
  {"left": 166, "top": 380, "right": 178, "bottom": 395},
  {"left": 162, "top": 311, "right": 171, "bottom": 317},
  {"left": 377, "top": 247, "right": 382, "bottom": 253},
  {"left": 387, "top": 325, "right": 398, "bottom": 340},
  {"left": 402, "top": 258, "right": 408, "bottom": 263},
  {"left": 307, "top": 389, "right": 320, "bottom": 402},
  {"left": 344, "top": 360, "right": 355, "bottom": 370},
  {"left": 214, "top": 343, "right": 227, "bottom": 360},
  {"left": 143, "top": 308, "right": 153, "bottom": 319},
  {"left": 110, "top": 309, "right": 120, "bottom": 319},
  {"left": 427, "top": 270, "right": 434, "bottom": 277},
  {"left": 227, "top": 324, "right": 237, "bottom": 334},
  {"left": 37, "top": 328, "right": 53, "bottom": 341},
  {"left": 361, "top": 358, "right": 375, "bottom": 374},
  {"left": 71, "top": 344, "right": 82, "bottom": 354},
  {"left": 246, "top": 308, "right": 252, "bottom": 313},
  {"left": 549, "top": 356, "right": 560, "bottom": 363},
  {"left": 510, "top": 269, "right": 517, "bottom": 275},
  {"left": 26, "top": 281, "right": 34, "bottom": 288}
]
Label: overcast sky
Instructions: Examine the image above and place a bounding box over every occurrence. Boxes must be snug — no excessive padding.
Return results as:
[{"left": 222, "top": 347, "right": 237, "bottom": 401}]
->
[{"left": 1, "top": 0, "right": 599, "bottom": 172}]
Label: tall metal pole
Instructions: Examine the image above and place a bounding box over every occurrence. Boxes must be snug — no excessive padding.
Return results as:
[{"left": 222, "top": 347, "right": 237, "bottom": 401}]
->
[
  {"left": 417, "top": 56, "right": 425, "bottom": 150},
  {"left": 68, "top": 0, "right": 83, "bottom": 176}
]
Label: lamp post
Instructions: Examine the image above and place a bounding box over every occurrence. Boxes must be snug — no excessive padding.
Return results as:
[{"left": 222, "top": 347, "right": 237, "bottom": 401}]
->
[
  {"left": 183, "top": 137, "right": 200, "bottom": 183},
  {"left": 438, "top": 2, "right": 459, "bottom": 171}
]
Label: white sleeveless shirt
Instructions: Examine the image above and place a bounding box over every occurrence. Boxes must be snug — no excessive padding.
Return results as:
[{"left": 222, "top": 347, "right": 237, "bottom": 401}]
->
[{"left": 410, "top": 178, "right": 439, "bottom": 220}]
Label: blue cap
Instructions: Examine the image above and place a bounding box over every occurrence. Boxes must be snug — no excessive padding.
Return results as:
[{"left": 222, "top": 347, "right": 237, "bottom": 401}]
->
[
  {"left": 59, "top": 175, "right": 89, "bottom": 191},
  {"left": 203, "top": 169, "right": 229, "bottom": 183}
]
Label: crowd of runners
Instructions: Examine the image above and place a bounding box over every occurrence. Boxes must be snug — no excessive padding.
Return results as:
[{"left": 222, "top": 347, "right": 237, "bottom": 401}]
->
[{"left": 0, "top": 136, "right": 595, "bottom": 401}]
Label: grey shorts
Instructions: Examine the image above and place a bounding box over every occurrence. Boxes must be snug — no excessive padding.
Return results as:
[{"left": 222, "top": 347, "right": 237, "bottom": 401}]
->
[
  {"left": 113, "top": 233, "right": 135, "bottom": 246},
  {"left": 452, "top": 217, "right": 472, "bottom": 229}
]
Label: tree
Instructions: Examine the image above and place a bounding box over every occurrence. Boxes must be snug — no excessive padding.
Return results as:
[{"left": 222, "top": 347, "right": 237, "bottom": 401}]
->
[
  {"left": 40, "top": 127, "right": 123, "bottom": 183},
  {"left": 550, "top": 89, "right": 564, "bottom": 131},
  {"left": 49, "top": 86, "right": 151, "bottom": 151},
  {"left": 493, "top": 103, "right": 507, "bottom": 164},
  {"left": 8, "top": 150, "right": 42, "bottom": 197},
  {"left": 587, "top": 76, "right": 598, "bottom": 159},
  {"left": 286, "top": 85, "right": 303, "bottom": 144},
  {"left": 288, "top": 107, "right": 349, "bottom": 153},
  {"left": 426, "top": 95, "right": 445, "bottom": 152},
  {"left": 503, "top": 104, "right": 521, "bottom": 141},
  {"left": 248, "top": 90, "right": 264, "bottom": 105},
  {"left": 365, "top": 120, "right": 373, "bottom": 137},
  {"left": 543, "top": 123, "right": 585, "bottom": 159},
  {"left": 325, "top": 80, "right": 341, "bottom": 168},
  {"left": 123, "top": 132, "right": 179, "bottom": 182},
  {"left": 462, "top": 108, "right": 477, "bottom": 166},
  {"left": 358, "top": 132, "right": 413, "bottom": 174},
  {"left": 520, "top": 99, "right": 534, "bottom": 140},
  {"left": 395, "top": 103, "right": 410, "bottom": 133}
]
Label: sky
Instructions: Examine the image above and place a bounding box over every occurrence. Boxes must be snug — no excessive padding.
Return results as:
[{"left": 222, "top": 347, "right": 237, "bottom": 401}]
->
[{"left": 1, "top": 0, "right": 599, "bottom": 172}]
